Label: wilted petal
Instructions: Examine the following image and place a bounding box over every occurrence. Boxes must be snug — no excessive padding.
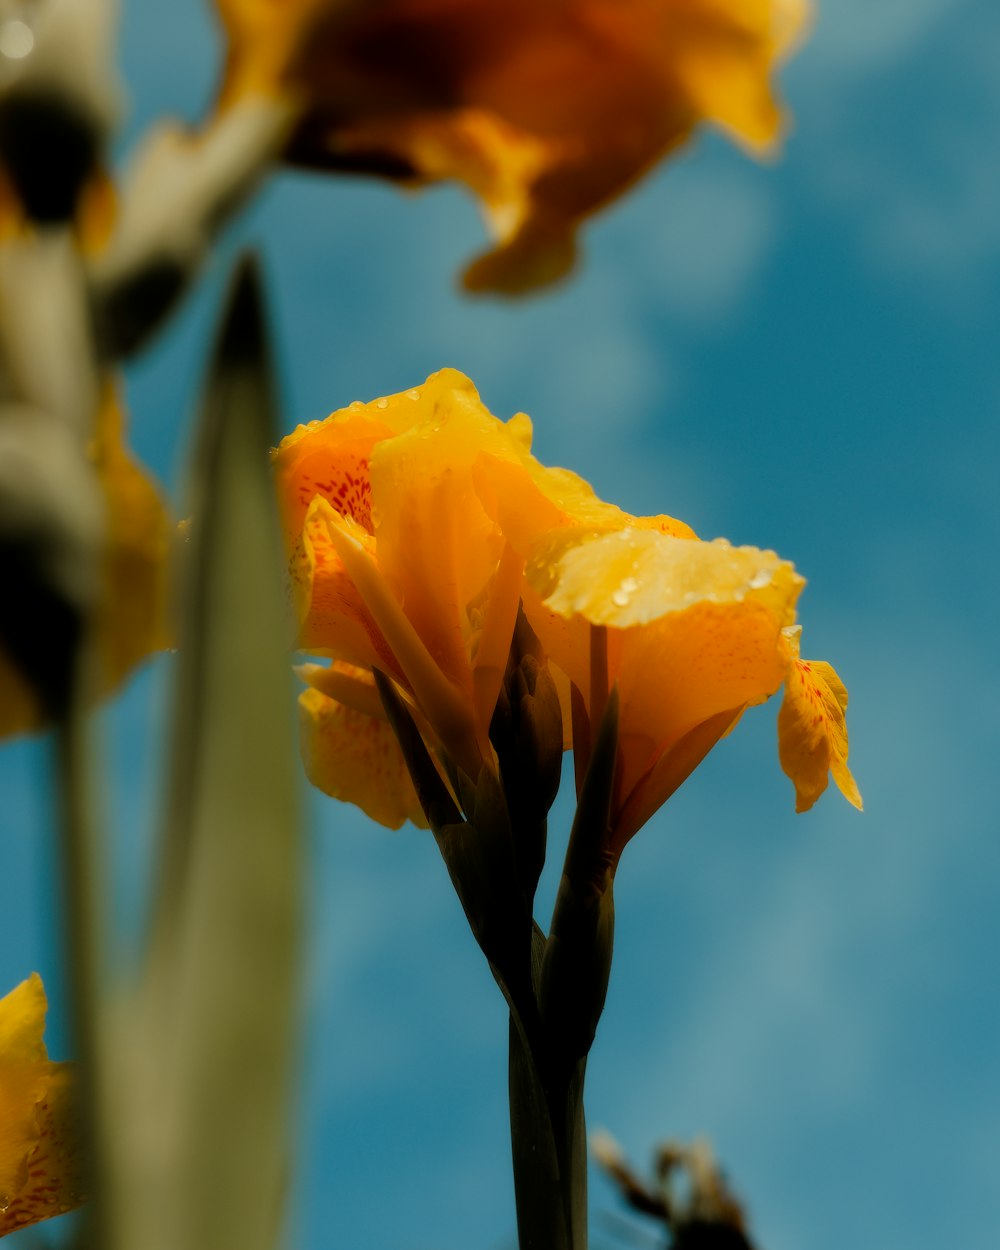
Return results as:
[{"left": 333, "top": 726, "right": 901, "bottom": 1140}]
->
[
  {"left": 778, "top": 626, "right": 862, "bottom": 813},
  {"left": 0, "top": 976, "right": 84, "bottom": 1238},
  {"left": 298, "top": 664, "right": 428, "bottom": 829}
]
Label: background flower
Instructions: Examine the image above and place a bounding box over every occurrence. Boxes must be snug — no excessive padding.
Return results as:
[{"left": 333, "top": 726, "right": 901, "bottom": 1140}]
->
[{"left": 213, "top": 0, "right": 808, "bottom": 291}]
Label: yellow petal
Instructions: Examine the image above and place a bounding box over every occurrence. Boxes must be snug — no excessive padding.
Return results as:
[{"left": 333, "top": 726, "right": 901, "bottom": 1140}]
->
[
  {"left": 0, "top": 976, "right": 84, "bottom": 1237},
  {"left": 519, "top": 529, "right": 803, "bottom": 808},
  {"left": 0, "top": 388, "right": 171, "bottom": 739},
  {"left": 298, "top": 668, "right": 428, "bottom": 830},
  {"left": 89, "top": 386, "right": 173, "bottom": 690},
  {"left": 275, "top": 371, "right": 534, "bottom": 773},
  {"left": 778, "top": 627, "right": 862, "bottom": 813}
]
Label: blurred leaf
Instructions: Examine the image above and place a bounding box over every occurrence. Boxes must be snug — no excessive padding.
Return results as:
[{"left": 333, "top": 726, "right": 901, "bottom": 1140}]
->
[{"left": 108, "top": 255, "right": 300, "bottom": 1250}]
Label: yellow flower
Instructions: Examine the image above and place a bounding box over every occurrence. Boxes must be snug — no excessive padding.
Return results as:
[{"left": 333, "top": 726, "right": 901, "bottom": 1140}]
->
[
  {"left": 474, "top": 442, "right": 861, "bottom": 848},
  {"left": 272, "top": 369, "right": 532, "bottom": 824},
  {"left": 0, "top": 975, "right": 84, "bottom": 1238},
  {"left": 213, "top": 0, "right": 810, "bottom": 292},
  {"left": 276, "top": 371, "right": 860, "bottom": 834},
  {"left": 0, "top": 387, "right": 173, "bottom": 738}
]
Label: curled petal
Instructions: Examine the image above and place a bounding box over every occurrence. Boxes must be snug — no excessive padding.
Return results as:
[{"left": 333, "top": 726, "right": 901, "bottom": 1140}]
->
[
  {"left": 778, "top": 627, "right": 862, "bottom": 813},
  {"left": 298, "top": 666, "right": 427, "bottom": 830}
]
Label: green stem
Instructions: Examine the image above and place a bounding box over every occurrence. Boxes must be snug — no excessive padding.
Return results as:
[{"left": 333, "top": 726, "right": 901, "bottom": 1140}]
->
[
  {"left": 508, "top": 1015, "right": 589, "bottom": 1250},
  {"left": 55, "top": 685, "right": 112, "bottom": 1250}
]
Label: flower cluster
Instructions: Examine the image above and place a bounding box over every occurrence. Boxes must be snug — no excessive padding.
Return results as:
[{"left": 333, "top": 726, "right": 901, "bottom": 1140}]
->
[{"left": 273, "top": 369, "right": 860, "bottom": 840}]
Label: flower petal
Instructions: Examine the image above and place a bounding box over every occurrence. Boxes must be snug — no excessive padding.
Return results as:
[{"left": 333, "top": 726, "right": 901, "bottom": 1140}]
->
[
  {"left": 520, "top": 529, "right": 803, "bottom": 803},
  {"left": 215, "top": 0, "right": 809, "bottom": 292},
  {"left": 0, "top": 976, "right": 84, "bottom": 1237},
  {"left": 0, "top": 389, "right": 171, "bottom": 739},
  {"left": 298, "top": 667, "right": 427, "bottom": 830},
  {"left": 90, "top": 387, "right": 173, "bottom": 689},
  {"left": 778, "top": 626, "right": 862, "bottom": 813}
]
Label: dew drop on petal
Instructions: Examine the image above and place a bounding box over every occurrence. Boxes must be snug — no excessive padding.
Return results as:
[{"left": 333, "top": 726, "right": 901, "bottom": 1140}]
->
[
  {"left": 748, "top": 569, "right": 772, "bottom": 589},
  {"left": 375, "top": 398, "right": 389, "bottom": 409}
]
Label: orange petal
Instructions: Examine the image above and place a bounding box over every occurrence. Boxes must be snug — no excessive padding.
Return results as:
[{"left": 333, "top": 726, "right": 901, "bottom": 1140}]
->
[
  {"left": 298, "top": 668, "right": 428, "bottom": 830},
  {"left": 778, "top": 627, "right": 862, "bottom": 813},
  {"left": 0, "top": 976, "right": 84, "bottom": 1237},
  {"left": 520, "top": 530, "right": 803, "bottom": 802},
  {"left": 214, "top": 0, "right": 811, "bottom": 292},
  {"left": 90, "top": 386, "right": 173, "bottom": 690}
]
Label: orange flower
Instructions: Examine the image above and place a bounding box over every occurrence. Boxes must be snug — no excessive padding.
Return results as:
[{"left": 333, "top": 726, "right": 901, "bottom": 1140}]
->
[
  {"left": 213, "top": 0, "right": 810, "bottom": 292},
  {"left": 0, "top": 975, "right": 84, "bottom": 1238},
  {"left": 275, "top": 370, "right": 859, "bottom": 834},
  {"left": 272, "top": 369, "right": 532, "bottom": 824}
]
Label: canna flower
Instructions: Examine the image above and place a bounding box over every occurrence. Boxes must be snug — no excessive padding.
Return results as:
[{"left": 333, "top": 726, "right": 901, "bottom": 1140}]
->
[
  {"left": 474, "top": 446, "right": 861, "bottom": 850},
  {"left": 0, "top": 975, "right": 84, "bottom": 1238},
  {"left": 275, "top": 370, "right": 859, "bottom": 835},
  {"left": 0, "top": 387, "right": 173, "bottom": 738},
  {"left": 213, "top": 0, "right": 810, "bottom": 293},
  {"left": 271, "top": 369, "right": 534, "bottom": 826}
]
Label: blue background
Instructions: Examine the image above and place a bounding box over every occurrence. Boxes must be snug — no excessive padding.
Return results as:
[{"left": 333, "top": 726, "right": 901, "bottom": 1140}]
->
[{"left": 4, "top": 1, "right": 999, "bottom": 1247}]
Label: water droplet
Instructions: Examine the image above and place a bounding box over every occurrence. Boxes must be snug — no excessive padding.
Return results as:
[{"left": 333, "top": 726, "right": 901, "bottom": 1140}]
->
[
  {"left": 375, "top": 397, "right": 389, "bottom": 410},
  {"left": 748, "top": 569, "right": 772, "bottom": 590},
  {"left": 406, "top": 388, "right": 420, "bottom": 400},
  {"left": 620, "top": 576, "right": 638, "bottom": 594},
  {"left": 612, "top": 589, "right": 629, "bottom": 607},
  {"left": 0, "top": 19, "right": 34, "bottom": 60},
  {"left": 712, "top": 536, "right": 731, "bottom": 549}
]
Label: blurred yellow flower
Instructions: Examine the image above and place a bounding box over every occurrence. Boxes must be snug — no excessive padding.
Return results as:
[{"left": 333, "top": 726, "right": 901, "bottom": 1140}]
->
[
  {"left": 272, "top": 369, "right": 532, "bottom": 823},
  {"left": 214, "top": 0, "right": 810, "bottom": 292},
  {"left": 0, "top": 975, "right": 84, "bottom": 1239},
  {"left": 0, "top": 388, "right": 172, "bottom": 738}
]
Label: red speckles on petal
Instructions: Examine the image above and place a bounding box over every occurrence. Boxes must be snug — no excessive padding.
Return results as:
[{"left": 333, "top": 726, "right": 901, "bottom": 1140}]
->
[{"left": 294, "top": 451, "right": 374, "bottom": 533}]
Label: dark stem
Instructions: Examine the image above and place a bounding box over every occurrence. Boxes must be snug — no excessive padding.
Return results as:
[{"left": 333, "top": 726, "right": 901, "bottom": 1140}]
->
[{"left": 507, "top": 925, "right": 591, "bottom": 1250}]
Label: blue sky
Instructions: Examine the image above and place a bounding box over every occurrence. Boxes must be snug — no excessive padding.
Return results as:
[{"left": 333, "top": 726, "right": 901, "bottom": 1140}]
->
[{"left": 3, "top": 1, "right": 1000, "bottom": 1247}]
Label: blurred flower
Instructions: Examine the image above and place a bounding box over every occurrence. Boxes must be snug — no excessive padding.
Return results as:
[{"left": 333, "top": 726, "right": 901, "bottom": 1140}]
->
[
  {"left": 213, "top": 0, "right": 809, "bottom": 292},
  {"left": 0, "top": 386, "right": 173, "bottom": 737},
  {"left": 474, "top": 440, "right": 861, "bottom": 848},
  {"left": 0, "top": 974, "right": 84, "bottom": 1239},
  {"left": 271, "top": 368, "right": 533, "bottom": 825}
]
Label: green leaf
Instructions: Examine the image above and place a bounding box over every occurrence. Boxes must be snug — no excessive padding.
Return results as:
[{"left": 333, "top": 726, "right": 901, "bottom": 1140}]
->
[{"left": 108, "top": 255, "right": 301, "bottom": 1250}]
